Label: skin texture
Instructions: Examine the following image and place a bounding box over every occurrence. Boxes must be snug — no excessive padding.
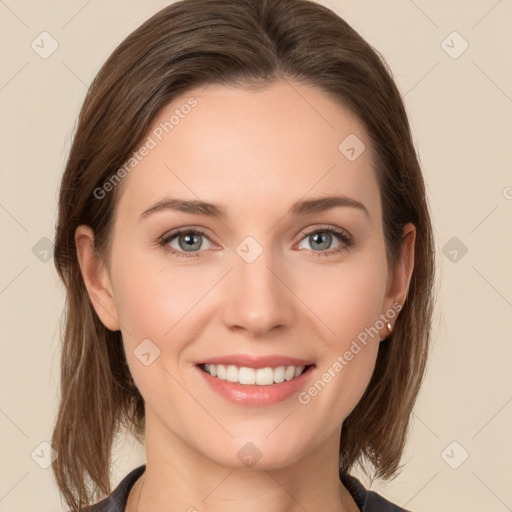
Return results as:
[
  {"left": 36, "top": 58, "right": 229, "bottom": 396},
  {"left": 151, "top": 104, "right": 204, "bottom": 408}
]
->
[{"left": 76, "top": 80, "right": 415, "bottom": 512}]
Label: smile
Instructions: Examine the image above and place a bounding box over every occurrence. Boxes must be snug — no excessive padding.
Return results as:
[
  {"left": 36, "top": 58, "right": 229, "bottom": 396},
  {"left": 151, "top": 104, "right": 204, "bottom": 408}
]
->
[{"left": 200, "top": 363, "right": 309, "bottom": 385}]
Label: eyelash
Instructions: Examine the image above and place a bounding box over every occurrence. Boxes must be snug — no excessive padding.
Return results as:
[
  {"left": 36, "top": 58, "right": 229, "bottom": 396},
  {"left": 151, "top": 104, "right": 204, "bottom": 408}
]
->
[{"left": 158, "top": 226, "right": 353, "bottom": 259}]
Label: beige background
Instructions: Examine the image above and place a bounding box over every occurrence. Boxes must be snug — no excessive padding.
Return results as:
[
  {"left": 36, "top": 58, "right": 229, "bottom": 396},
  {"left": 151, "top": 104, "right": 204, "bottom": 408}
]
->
[{"left": 1, "top": 1, "right": 511, "bottom": 511}]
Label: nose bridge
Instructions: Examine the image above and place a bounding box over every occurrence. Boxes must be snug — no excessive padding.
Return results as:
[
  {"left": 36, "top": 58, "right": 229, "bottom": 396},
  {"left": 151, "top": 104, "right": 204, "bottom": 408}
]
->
[{"left": 221, "top": 239, "right": 294, "bottom": 335}]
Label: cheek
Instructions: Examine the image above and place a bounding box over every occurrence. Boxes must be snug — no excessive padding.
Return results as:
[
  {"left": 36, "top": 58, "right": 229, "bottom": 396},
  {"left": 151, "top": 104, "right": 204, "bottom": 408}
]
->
[
  {"left": 296, "top": 250, "right": 388, "bottom": 418},
  {"left": 110, "top": 258, "right": 209, "bottom": 409},
  {"left": 111, "top": 250, "right": 211, "bottom": 340},
  {"left": 310, "top": 253, "right": 389, "bottom": 346}
]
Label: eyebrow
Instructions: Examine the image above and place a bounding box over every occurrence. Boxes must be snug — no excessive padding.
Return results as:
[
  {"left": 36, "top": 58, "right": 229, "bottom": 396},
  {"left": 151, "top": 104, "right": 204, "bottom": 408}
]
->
[{"left": 139, "top": 195, "right": 370, "bottom": 220}]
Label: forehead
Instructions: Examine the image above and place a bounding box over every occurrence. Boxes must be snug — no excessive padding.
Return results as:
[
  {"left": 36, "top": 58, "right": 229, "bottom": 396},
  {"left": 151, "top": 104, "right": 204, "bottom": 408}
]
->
[{"left": 115, "top": 80, "right": 380, "bottom": 222}]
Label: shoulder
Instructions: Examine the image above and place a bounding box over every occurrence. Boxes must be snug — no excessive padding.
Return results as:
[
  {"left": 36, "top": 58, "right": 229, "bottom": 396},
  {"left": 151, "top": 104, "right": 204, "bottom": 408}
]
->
[
  {"left": 340, "top": 471, "right": 413, "bottom": 512},
  {"left": 79, "top": 465, "right": 146, "bottom": 512},
  {"left": 364, "top": 489, "right": 412, "bottom": 512}
]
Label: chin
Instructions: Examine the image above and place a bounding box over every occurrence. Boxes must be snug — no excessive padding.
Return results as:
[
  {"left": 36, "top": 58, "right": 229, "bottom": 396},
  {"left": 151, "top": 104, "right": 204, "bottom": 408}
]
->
[{"left": 198, "top": 434, "right": 311, "bottom": 471}]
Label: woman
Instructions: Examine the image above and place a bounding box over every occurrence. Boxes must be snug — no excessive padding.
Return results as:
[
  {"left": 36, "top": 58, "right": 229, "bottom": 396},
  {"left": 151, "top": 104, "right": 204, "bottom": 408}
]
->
[{"left": 52, "top": 0, "right": 435, "bottom": 510}]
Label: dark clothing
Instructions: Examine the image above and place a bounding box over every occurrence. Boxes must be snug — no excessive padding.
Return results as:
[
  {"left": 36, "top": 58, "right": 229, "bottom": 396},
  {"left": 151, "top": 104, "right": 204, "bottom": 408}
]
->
[{"left": 83, "top": 464, "right": 411, "bottom": 511}]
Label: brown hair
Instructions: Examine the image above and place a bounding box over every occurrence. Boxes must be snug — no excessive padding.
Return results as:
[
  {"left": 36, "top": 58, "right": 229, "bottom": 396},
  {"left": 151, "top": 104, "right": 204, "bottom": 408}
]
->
[{"left": 52, "top": 0, "right": 435, "bottom": 509}]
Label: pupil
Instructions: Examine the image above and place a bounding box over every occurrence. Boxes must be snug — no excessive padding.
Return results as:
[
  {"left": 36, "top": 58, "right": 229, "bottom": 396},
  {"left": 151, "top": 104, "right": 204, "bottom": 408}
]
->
[
  {"left": 311, "top": 231, "right": 331, "bottom": 250},
  {"left": 180, "top": 233, "right": 201, "bottom": 251}
]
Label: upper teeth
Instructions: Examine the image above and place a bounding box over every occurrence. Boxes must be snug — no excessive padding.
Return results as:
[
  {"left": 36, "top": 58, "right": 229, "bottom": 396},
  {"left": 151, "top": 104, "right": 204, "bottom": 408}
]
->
[{"left": 203, "top": 364, "right": 306, "bottom": 385}]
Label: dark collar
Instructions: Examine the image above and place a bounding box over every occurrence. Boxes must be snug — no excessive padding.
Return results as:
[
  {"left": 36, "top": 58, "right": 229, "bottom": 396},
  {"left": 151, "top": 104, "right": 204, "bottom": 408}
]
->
[{"left": 340, "top": 470, "right": 368, "bottom": 510}]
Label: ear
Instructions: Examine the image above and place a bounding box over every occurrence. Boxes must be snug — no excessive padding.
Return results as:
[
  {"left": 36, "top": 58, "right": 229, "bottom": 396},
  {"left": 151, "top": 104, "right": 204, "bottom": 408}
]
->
[
  {"left": 383, "top": 222, "right": 416, "bottom": 316},
  {"left": 75, "top": 225, "right": 120, "bottom": 331}
]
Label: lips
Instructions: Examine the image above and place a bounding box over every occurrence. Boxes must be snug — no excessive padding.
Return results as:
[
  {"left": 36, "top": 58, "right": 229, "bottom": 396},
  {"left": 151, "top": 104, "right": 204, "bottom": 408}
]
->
[{"left": 194, "top": 354, "right": 316, "bottom": 406}]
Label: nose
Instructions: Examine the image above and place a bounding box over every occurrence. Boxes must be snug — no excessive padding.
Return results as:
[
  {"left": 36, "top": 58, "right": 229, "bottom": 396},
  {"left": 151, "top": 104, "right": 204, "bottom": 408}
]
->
[{"left": 221, "top": 248, "right": 295, "bottom": 337}]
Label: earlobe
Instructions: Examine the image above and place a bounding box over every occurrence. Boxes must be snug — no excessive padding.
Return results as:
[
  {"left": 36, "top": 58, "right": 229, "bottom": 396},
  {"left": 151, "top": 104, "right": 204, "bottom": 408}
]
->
[{"left": 75, "top": 225, "right": 120, "bottom": 331}]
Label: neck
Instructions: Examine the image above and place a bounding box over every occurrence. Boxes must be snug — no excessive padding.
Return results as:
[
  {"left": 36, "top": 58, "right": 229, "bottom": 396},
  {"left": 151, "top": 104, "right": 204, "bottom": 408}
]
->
[{"left": 126, "top": 410, "right": 359, "bottom": 512}]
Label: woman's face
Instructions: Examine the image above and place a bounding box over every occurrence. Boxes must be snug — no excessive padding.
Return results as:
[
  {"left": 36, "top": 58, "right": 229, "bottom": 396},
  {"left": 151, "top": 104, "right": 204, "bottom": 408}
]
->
[{"left": 78, "top": 79, "right": 414, "bottom": 470}]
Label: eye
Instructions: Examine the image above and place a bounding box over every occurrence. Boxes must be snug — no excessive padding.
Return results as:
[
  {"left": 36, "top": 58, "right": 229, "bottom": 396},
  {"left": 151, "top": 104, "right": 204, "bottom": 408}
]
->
[
  {"left": 158, "top": 225, "right": 353, "bottom": 259},
  {"left": 159, "top": 228, "right": 214, "bottom": 258},
  {"left": 295, "top": 226, "right": 352, "bottom": 256}
]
